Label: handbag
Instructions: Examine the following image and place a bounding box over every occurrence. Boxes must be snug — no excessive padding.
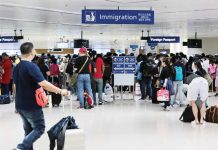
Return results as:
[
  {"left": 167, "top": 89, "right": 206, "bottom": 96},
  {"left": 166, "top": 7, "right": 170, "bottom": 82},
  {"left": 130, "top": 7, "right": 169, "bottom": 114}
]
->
[
  {"left": 157, "top": 88, "right": 170, "bottom": 101},
  {"left": 70, "top": 57, "right": 89, "bottom": 86},
  {"left": 35, "top": 87, "right": 48, "bottom": 107}
]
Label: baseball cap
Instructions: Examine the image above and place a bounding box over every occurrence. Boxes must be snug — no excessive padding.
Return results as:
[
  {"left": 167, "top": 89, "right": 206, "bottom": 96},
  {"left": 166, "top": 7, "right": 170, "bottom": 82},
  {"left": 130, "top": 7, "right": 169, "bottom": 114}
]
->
[
  {"left": 79, "top": 47, "right": 87, "bottom": 54},
  {"left": 2, "top": 53, "right": 8, "bottom": 56}
]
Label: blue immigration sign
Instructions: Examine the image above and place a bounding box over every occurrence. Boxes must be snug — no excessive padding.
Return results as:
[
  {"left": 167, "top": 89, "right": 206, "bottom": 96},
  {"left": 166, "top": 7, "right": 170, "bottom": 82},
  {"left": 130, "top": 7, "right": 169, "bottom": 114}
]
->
[{"left": 82, "top": 9, "right": 154, "bottom": 24}]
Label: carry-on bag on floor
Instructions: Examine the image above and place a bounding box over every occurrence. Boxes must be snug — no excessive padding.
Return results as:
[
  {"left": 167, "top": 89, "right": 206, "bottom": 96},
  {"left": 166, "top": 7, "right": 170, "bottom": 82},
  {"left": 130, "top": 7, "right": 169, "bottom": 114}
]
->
[
  {"left": 0, "top": 95, "right": 10, "bottom": 104},
  {"left": 51, "top": 76, "right": 62, "bottom": 107},
  {"left": 179, "top": 105, "right": 200, "bottom": 122},
  {"left": 205, "top": 106, "right": 218, "bottom": 123},
  {"left": 84, "top": 91, "right": 93, "bottom": 109},
  {"left": 51, "top": 93, "right": 62, "bottom": 107}
]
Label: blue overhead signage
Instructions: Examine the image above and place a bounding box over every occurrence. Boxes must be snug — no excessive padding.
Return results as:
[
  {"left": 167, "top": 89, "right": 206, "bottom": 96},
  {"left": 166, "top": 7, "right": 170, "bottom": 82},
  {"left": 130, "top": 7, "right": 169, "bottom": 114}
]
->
[
  {"left": 130, "top": 45, "right": 139, "bottom": 51},
  {"left": 148, "top": 36, "right": 180, "bottom": 43},
  {"left": 82, "top": 9, "right": 154, "bottom": 24},
  {"left": 113, "top": 56, "right": 136, "bottom": 74},
  {"left": 0, "top": 36, "right": 18, "bottom": 43}
]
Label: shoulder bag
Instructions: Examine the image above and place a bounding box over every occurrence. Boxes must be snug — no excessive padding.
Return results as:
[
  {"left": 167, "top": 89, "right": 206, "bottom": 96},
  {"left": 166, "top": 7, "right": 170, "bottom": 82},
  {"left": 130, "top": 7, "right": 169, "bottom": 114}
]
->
[{"left": 70, "top": 57, "right": 89, "bottom": 86}]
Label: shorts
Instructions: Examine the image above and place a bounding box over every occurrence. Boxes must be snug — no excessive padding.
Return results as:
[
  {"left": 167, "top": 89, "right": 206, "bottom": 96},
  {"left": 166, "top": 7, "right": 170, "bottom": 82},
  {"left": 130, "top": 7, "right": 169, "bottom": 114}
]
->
[
  {"left": 215, "top": 78, "right": 218, "bottom": 87},
  {"left": 187, "top": 77, "right": 208, "bottom": 101}
]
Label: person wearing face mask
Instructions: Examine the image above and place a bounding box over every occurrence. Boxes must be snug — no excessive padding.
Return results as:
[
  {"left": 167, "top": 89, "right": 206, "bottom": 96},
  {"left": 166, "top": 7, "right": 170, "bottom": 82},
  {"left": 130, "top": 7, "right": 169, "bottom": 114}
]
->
[
  {"left": 13, "top": 42, "right": 68, "bottom": 150},
  {"left": 159, "top": 57, "right": 174, "bottom": 111},
  {"left": 187, "top": 60, "right": 208, "bottom": 125},
  {"left": 192, "top": 60, "right": 207, "bottom": 77}
]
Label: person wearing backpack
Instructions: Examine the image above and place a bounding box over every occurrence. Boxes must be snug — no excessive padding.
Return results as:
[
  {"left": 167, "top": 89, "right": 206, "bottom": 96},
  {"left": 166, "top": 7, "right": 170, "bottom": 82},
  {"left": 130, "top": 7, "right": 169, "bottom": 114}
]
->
[
  {"left": 139, "top": 55, "right": 153, "bottom": 100},
  {"left": 172, "top": 56, "right": 186, "bottom": 107}
]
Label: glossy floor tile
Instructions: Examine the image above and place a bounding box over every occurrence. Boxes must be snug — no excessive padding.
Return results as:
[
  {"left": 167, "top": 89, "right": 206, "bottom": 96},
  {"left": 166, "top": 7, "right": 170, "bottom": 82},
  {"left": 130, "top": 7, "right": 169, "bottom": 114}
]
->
[{"left": 0, "top": 95, "right": 218, "bottom": 150}]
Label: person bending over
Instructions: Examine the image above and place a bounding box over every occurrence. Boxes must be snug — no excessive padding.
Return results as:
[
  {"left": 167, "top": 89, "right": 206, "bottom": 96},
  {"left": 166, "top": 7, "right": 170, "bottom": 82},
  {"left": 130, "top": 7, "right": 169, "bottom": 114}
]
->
[{"left": 187, "top": 60, "right": 208, "bottom": 124}]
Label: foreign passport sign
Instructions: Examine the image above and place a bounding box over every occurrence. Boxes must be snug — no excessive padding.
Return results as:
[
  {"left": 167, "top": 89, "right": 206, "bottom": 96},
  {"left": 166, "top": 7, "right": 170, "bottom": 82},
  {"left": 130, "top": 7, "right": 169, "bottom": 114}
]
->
[
  {"left": 113, "top": 56, "right": 136, "bottom": 74},
  {"left": 0, "top": 36, "right": 18, "bottom": 43},
  {"left": 148, "top": 36, "right": 180, "bottom": 43},
  {"left": 82, "top": 9, "right": 154, "bottom": 24}
]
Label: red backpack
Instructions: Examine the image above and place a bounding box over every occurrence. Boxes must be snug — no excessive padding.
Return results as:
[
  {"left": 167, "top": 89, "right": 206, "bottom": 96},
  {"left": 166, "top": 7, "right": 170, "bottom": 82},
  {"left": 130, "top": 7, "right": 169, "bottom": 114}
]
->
[{"left": 50, "top": 64, "right": 60, "bottom": 76}]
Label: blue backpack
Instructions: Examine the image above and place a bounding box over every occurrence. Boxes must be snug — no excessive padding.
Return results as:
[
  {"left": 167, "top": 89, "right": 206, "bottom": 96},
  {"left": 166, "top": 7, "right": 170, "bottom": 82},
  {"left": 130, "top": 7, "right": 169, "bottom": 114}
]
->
[{"left": 174, "top": 66, "right": 183, "bottom": 81}]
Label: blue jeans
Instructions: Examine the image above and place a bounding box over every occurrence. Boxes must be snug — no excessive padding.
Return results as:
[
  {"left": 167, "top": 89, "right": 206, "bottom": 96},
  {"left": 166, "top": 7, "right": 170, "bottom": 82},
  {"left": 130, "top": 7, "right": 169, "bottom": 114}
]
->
[
  {"left": 173, "top": 81, "right": 184, "bottom": 105},
  {"left": 16, "top": 109, "right": 45, "bottom": 150},
  {"left": 140, "top": 77, "right": 152, "bottom": 99},
  {"left": 94, "top": 78, "right": 103, "bottom": 103},
  {"left": 77, "top": 74, "right": 93, "bottom": 107},
  {"left": 1, "top": 83, "right": 10, "bottom": 95}
]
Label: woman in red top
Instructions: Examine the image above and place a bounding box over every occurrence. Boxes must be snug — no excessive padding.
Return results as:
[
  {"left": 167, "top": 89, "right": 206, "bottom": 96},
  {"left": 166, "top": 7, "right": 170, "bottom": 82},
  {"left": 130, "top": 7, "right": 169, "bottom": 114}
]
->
[
  {"left": 1, "top": 53, "right": 12, "bottom": 95},
  {"left": 93, "top": 54, "right": 104, "bottom": 105}
]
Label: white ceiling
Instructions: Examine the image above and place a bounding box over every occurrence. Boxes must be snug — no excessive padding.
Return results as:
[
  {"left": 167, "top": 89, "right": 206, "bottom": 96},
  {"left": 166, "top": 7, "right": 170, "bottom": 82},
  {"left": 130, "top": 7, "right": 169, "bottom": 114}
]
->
[{"left": 0, "top": 0, "right": 218, "bottom": 41}]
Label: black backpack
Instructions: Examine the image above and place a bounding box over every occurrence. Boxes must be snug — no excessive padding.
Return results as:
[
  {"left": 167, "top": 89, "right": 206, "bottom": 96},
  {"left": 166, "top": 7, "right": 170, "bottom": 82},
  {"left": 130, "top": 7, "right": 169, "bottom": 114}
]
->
[
  {"left": 179, "top": 105, "right": 200, "bottom": 122},
  {"left": 140, "top": 62, "right": 153, "bottom": 77}
]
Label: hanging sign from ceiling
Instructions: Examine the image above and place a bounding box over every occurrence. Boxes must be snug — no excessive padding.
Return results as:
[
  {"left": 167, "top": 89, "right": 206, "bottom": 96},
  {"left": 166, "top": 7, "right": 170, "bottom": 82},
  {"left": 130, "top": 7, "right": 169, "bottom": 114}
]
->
[
  {"left": 0, "top": 36, "right": 18, "bottom": 43},
  {"left": 147, "top": 36, "right": 180, "bottom": 43},
  {"left": 82, "top": 9, "right": 154, "bottom": 24}
]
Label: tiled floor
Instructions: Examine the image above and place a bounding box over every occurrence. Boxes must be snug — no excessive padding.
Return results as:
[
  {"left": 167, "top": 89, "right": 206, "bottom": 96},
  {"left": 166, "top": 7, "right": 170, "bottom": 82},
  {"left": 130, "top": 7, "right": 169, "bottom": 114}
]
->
[{"left": 0, "top": 95, "right": 218, "bottom": 150}]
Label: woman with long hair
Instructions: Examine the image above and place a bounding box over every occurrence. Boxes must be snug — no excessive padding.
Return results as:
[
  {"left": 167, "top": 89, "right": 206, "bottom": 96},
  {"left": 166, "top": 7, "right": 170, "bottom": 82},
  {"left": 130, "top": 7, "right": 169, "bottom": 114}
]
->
[
  {"left": 159, "top": 57, "right": 174, "bottom": 111},
  {"left": 187, "top": 60, "right": 208, "bottom": 124}
]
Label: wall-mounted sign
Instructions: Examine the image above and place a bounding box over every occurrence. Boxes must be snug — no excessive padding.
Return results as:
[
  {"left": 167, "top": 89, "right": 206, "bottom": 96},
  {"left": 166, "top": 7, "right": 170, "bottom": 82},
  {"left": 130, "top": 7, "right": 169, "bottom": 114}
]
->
[
  {"left": 130, "top": 45, "right": 139, "bottom": 51},
  {"left": 113, "top": 56, "right": 136, "bottom": 74},
  {"left": 148, "top": 36, "right": 180, "bottom": 43},
  {"left": 82, "top": 9, "right": 154, "bottom": 24},
  {"left": 0, "top": 36, "right": 18, "bottom": 43}
]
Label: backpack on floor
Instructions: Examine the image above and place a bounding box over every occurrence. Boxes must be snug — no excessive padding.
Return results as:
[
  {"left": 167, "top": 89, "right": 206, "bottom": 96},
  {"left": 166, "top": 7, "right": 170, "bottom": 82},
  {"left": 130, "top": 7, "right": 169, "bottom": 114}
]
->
[
  {"left": 104, "top": 83, "right": 113, "bottom": 95},
  {"left": 84, "top": 92, "right": 93, "bottom": 109},
  {"left": 179, "top": 105, "right": 200, "bottom": 122},
  {"left": 174, "top": 66, "right": 183, "bottom": 81},
  {"left": 205, "top": 106, "right": 218, "bottom": 123},
  {"left": 0, "top": 95, "right": 10, "bottom": 104}
]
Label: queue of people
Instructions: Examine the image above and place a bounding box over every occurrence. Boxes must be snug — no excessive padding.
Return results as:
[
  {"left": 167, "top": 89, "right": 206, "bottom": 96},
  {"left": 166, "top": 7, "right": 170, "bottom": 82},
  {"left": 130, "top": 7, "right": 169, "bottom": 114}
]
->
[{"left": 1, "top": 43, "right": 218, "bottom": 149}]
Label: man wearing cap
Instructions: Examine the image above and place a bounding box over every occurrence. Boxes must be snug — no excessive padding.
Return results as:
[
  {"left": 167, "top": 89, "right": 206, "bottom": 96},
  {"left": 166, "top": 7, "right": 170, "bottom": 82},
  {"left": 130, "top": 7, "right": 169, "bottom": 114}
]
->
[
  {"left": 74, "top": 47, "right": 94, "bottom": 108},
  {"left": 1, "top": 53, "right": 12, "bottom": 96}
]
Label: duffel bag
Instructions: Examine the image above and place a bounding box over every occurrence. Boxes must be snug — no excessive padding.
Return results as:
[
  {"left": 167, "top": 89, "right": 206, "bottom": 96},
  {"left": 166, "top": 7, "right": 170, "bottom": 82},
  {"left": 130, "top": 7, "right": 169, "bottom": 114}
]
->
[
  {"left": 0, "top": 95, "right": 10, "bottom": 104},
  {"left": 180, "top": 105, "right": 200, "bottom": 122},
  {"left": 205, "top": 106, "right": 218, "bottom": 123}
]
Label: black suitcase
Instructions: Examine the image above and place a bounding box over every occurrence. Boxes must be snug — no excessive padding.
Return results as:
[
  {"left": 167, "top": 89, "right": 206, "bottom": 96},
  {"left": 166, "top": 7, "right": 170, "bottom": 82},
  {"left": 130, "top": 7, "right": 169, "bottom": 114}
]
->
[
  {"left": 152, "top": 87, "right": 160, "bottom": 104},
  {"left": 51, "top": 93, "right": 62, "bottom": 107},
  {"left": 50, "top": 76, "right": 62, "bottom": 107}
]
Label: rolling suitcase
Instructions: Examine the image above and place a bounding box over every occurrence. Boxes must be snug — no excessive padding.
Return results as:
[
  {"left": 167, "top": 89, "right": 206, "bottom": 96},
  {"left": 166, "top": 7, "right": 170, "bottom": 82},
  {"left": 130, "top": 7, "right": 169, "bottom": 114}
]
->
[
  {"left": 51, "top": 76, "right": 62, "bottom": 107},
  {"left": 51, "top": 93, "right": 62, "bottom": 107}
]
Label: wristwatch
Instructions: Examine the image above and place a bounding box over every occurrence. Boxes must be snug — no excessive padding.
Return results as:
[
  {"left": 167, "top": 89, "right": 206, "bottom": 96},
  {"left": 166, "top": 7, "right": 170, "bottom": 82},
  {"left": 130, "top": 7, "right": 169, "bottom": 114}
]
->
[{"left": 59, "top": 89, "right": 62, "bottom": 95}]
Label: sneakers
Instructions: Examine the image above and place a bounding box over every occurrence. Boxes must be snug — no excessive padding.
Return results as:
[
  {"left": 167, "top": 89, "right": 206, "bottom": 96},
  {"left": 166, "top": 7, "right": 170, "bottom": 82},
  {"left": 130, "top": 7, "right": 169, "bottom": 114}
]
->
[
  {"left": 98, "top": 102, "right": 103, "bottom": 105},
  {"left": 215, "top": 93, "right": 218, "bottom": 97},
  {"left": 163, "top": 106, "right": 171, "bottom": 111},
  {"left": 138, "top": 98, "right": 145, "bottom": 101}
]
